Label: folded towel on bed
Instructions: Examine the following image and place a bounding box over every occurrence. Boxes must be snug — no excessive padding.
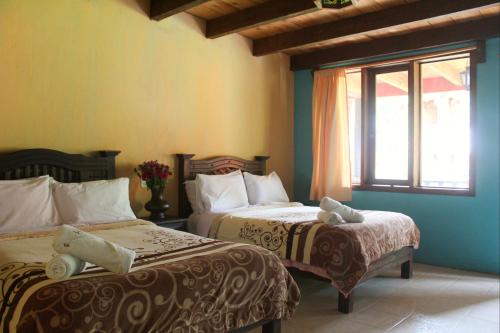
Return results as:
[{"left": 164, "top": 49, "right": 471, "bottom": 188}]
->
[
  {"left": 53, "top": 225, "right": 136, "bottom": 274},
  {"left": 317, "top": 210, "right": 344, "bottom": 225},
  {"left": 45, "top": 254, "right": 87, "bottom": 280},
  {"left": 319, "top": 197, "right": 364, "bottom": 223}
]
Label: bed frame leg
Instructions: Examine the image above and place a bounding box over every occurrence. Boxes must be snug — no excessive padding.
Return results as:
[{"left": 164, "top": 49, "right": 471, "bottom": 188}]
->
[
  {"left": 401, "top": 259, "right": 413, "bottom": 279},
  {"left": 262, "top": 319, "right": 281, "bottom": 333},
  {"left": 338, "top": 291, "right": 354, "bottom": 314}
]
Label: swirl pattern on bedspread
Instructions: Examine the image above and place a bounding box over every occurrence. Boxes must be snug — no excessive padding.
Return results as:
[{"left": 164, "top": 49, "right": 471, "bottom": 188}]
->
[{"left": 0, "top": 221, "right": 300, "bottom": 333}]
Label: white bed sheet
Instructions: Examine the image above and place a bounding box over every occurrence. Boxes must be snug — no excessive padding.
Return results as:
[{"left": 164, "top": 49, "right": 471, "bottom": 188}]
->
[{"left": 187, "top": 202, "right": 305, "bottom": 237}]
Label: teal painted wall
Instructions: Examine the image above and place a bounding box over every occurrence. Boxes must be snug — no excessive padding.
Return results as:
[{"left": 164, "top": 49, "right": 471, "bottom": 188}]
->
[{"left": 294, "top": 38, "right": 500, "bottom": 274}]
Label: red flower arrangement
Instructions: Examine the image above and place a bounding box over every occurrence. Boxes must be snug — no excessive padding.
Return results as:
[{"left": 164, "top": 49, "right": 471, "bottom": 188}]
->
[{"left": 135, "top": 160, "right": 172, "bottom": 189}]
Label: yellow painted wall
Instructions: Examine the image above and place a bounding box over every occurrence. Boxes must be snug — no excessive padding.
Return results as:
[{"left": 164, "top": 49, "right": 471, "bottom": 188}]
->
[{"left": 0, "top": 0, "right": 294, "bottom": 215}]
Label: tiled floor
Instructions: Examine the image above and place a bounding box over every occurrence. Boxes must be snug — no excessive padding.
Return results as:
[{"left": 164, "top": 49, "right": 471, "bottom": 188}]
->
[{"left": 251, "top": 263, "right": 499, "bottom": 333}]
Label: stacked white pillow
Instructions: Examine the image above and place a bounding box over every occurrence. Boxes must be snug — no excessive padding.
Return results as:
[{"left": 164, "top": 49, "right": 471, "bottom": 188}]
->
[
  {"left": 185, "top": 170, "right": 289, "bottom": 213},
  {"left": 243, "top": 171, "right": 289, "bottom": 204},
  {"left": 196, "top": 170, "right": 249, "bottom": 212},
  {"left": 52, "top": 178, "right": 136, "bottom": 225},
  {"left": 0, "top": 176, "right": 59, "bottom": 233},
  {"left": 0, "top": 176, "right": 136, "bottom": 234},
  {"left": 184, "top": 180, "right": 204, "bottom": 214}
]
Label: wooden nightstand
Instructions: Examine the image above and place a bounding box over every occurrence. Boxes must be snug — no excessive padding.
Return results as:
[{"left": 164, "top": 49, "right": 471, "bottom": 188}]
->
[{"left": 140, "top": 216, "right": 188, "bottom": 231}]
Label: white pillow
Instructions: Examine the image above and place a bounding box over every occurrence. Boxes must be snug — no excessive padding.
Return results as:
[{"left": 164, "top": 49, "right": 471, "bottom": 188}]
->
[
  {"left": 243, "top": 171, "right": 289, "bottom": 205},
  {"left": 53, "top": 178, "right": 136, "bottom": 224},
  {"left": 196, "top": 170, "right": 249, "bottom": 212},
  {"left": 185, "top": 180, "right": 204, "bottom": 214},
  {"left": 0, "top": 176, "right": 59, "bottom": 233}
]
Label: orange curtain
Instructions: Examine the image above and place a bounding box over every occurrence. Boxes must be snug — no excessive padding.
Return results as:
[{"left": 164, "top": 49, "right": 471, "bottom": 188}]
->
[{"left": 310, "top": 68, "right": 352, "bottom": 202}]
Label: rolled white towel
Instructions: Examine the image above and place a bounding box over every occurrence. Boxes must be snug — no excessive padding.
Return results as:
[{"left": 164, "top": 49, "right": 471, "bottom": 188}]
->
[
  {"left": 319, "top": 197, "right": 364, "bottom": 223},
  {"left": 53, "top": 225, "right": 136, "bottom": 274},
  {"left": 46, "top": 254, "right": 86, "bottom": 280},
  {"left": 319, "top": 196, "right": 342, "bottom": 211},
  {"left": 317, "top": 210, "right": 344, "bottom": 225}
]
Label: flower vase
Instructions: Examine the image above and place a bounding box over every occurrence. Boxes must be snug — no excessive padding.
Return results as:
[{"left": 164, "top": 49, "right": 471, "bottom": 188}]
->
[{"left": 145, "top": 185, "right": 170, "bottom": 221}]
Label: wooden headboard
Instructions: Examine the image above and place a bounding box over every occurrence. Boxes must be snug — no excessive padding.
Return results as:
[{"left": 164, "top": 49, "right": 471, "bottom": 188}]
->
[
  {"left": 0, "top": 148, "right": 120, "bottom": 182},
  {"left": 176, "top": 154, "right": 269, "bottom": 218}
]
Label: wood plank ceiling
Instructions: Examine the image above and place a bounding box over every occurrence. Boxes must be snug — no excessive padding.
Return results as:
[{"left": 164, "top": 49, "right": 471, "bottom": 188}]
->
[{"left": 150, "top": 0, "right": 500, "bottom": 70}]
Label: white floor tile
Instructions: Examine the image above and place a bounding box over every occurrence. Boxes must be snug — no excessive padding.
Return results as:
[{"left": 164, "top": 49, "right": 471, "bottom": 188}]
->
[
  {"left": 467, "top": 298, "right": 500, "bottom": 323},
  {"left": 273, "top": 263, "right": 500, "bottom": 333},
  {"left": 449, "top": 316, "right": 500, "bottom": 333},
  {"left": 386, "top": 318, "right": 444, "bottom": 333}
]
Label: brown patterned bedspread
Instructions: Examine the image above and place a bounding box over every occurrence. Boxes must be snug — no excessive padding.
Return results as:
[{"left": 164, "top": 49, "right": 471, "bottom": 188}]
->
[
  {"left": 208, "top": 205, "right": 420, "bottom": 296},
  {"left": 0, "top": 220, "right": 300, "bottom": 333}
]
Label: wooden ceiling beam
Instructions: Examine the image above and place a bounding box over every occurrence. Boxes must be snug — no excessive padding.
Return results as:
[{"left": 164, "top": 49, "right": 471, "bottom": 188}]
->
[
  {"left": 254, "top": 0, "right": 499, "bottom": 56},
  {"left": 290, "top": 15, "right": 500, "bottom": 71},
  {"left": 206, "top": 0, "right": 321, "bottom": 39},
  {"left": 150, "top": 0, "right": 210, "bottom": 21}
]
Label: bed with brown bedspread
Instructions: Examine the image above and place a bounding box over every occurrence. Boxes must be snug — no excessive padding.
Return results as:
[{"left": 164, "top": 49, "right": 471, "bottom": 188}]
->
[
  {"left": 208, "top": 206, "right": 420, "bottom": 298},
  {"left": 176, "top": 154, "right": 420, "bottom": 314},
  {"left": 0, "top": 220, "right": 300, "bottom": 333},
  {"left": 0, "top": 149, "right": 300, "bottom": 333}
]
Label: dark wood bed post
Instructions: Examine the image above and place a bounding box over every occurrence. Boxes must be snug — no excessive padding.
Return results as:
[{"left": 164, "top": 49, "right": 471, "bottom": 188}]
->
[
  {"left": 176, "top": 154, "right": 195, "bottom": 218},
  {"left": 338, "top": 292, "right": 354, "bottom": 314},
  {"left": 262, "top": 319, "right": 281, "bottom": 333},
  {"left": 98, "top": 150, "right": 121, "bottom": 179},
  {"left": 254, "top": 156, "right": 270, "bottom": 175},
  {"left": 337, "top": 246, "right": 414, "bottom": 313},
  {"left": 401, "top": 248, "right": 414, "bottom": 279}
]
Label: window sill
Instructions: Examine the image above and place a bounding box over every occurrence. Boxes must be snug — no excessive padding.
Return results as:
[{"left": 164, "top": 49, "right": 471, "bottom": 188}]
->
[{"left": 352, "top": 184, "right": 475, "bottom": 197}]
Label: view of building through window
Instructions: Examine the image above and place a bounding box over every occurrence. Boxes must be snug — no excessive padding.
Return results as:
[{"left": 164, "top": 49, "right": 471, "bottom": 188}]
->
[
  {"left": 374, "top": 70, "right": 409, "bottom": 181},
  {"left": 420, "top": 57, "right": 470, "bottom": 188},
  {"left": 346, "top": 53, "right": 471, "bottom": 190}
]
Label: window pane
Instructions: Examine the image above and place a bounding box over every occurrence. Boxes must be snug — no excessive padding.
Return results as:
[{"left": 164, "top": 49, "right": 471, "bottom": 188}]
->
[
  {"left": 374, "top": 70, "right": 409, "bottom": 180},
  {"left": 346, "top": 71, "right": 362, "bottom": 184},
  {"left": 420, "top": 57, "right": 470, "bottom": 188}
]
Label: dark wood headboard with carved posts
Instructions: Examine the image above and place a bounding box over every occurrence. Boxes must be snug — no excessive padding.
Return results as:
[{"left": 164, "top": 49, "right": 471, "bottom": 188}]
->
[
  {"left": 0, "top": 148, "right": 120, "bottom": 182},
  {"left": 176, "top": 154, "right": 269, "bottom": 218}
]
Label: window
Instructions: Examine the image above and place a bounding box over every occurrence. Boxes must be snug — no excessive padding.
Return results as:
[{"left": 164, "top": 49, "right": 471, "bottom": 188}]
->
[
  {"left": 370, "top": 65, "right": 410, "bottom": 183},
  {"left": 419, "top": 57, "right": 471, "bottom": 189},
  {"left": 346, "top": 51, "right": 475, "bottom": 195},
  {"left": 346, "top": 70, "right": 362, "bottom": 184}
]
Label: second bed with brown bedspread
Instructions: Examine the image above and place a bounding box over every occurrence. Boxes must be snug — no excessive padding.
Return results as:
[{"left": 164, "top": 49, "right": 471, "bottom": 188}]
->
[{"left": 208, "top": 205, "right": 420, "bottom": 297}]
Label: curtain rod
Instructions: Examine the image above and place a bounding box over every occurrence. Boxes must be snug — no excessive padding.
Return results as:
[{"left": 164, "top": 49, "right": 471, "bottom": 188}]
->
[{"left": 309, "top": 43, "right": 479, "bottom": 76}]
